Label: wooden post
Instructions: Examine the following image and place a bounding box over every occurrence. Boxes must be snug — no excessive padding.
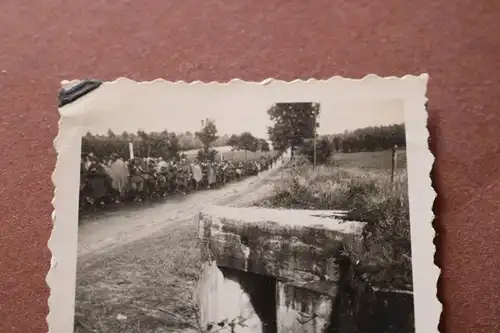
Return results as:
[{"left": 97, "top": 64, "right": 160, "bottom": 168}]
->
[
  {"left": 391, "top": 145, "right": 398, "bottom": 183},
  {"left": 129, "top": 142, "right": 134, "bottom": 160}
]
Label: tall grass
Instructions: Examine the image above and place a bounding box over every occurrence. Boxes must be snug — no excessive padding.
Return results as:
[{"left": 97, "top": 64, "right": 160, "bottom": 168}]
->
[{"left": 256, "top": 161, "right": 412, "bottom": 289}]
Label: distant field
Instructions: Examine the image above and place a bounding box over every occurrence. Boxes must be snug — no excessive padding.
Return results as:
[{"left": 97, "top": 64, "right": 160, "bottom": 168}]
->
[
  {"left": 182, "top": 146, "right": 276, "bottom": 162},
  {"left": 181, "top": 145, "right": 234, "bottom": 155},
  {"left": 330, "top": 149, "right": 407, "bottom": 171}
]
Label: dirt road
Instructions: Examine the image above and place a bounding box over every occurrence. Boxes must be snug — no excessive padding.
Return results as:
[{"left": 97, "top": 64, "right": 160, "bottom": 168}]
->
[
  {"left": 74, "top": 159, "right": 288, "bottom": 333},
  {"left": 77, "top": 161, "right": 284, "bottom": 260}
]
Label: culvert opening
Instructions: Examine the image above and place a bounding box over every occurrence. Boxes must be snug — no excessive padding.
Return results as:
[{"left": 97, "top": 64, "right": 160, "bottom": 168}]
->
[{"left": 220, "top": 267, "right": 277, "bottom": 333}]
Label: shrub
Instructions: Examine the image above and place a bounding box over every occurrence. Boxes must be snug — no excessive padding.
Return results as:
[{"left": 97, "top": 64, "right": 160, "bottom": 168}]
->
[
  {"left": 255, "top": 164, "right": 412, "bottom": 288},
  {"left": 300, "top": 136, "right": 334, "bottom": 165},
  {"left": 196, "top": 149, "right": 219, "bottom": 162}
]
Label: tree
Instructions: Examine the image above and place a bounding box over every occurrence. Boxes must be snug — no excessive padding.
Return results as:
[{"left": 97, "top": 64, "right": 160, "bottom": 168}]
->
[
  {"left": 197, "top": 149, "right": 219, "bottom": 162},
  {"left": 213, "top": 133, "right": 230, "bottom": 147},
  {"left": 195, "top": 118, "right": 219, "bottom": 153},
  {"left": 331, "top": 124, "right": 406, "bottom": 153},
  {"left": 227, "top": 134, "right": 240, "bottom": 151},
  {"left": 238, "top": 132, "right": 258, "bottom": 151},
  {"left": 231, "top": 132, "right": 258, "bottom": 160},
  {"left": 167, "top": 132, "right": 181, "bottom": 159},
  {"left": 259, "top": 139, "right": 270, "bottom": 152},
  {"left": 267, "top": 102, "right": 320, "bottom": 156},
  {"left": 332, "top": 136, "right": 342, "bottom": 152},
  {"left": 300, "top": 136, "right": 334, "bottom": 165}
]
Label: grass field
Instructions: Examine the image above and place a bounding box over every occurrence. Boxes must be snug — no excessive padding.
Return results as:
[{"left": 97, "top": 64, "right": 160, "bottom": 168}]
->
[
  {"left": 256, "top": 149, "right": 412, "bottom": 289},
  {"left": 182, "top": 146, "right": 276, "bottom": 162},
  {"left": 330, "top": 149, "right": 407, "bottom": 170}
]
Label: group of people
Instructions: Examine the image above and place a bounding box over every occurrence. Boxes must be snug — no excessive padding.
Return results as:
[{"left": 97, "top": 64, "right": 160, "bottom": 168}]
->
[{"left": 79, "top": 152, "right": 280, "bottom": 211}]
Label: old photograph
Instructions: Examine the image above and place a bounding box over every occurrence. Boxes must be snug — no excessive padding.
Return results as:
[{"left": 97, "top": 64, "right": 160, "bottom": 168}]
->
[{"left": 50, "top": 76, "right": 435, "bottom": 333}]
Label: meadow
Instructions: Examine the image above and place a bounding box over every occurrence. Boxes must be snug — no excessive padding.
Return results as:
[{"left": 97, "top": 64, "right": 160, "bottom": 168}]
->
[
  {"left": 330, "top": 149, "right": 407, "bottom": 170},
  {"left": 255, "top": 149, "right": 412, "bottom": 289},
  {"left": 182, "top": 146, "right": 276, "bottom": 162}
]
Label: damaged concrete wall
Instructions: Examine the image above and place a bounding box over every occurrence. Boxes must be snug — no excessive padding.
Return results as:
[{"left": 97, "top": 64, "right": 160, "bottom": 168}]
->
[
  {"left": 197, "top": 205, "right": 415, "bottom": 333},
  {"left": 197, "top": 205, "right": 366, "bottom": 333}
]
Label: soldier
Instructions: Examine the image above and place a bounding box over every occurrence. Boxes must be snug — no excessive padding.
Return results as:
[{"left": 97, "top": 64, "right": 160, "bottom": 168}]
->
[
  {"left": 191, "top": 160, "right": 203, "bottom": 190},
  {"left": 207, "top": 162, "right": 217, "bottom": 189},
  {"left": 108, "top": 153, "right": 129, "bottom": 202},
  {"left": 129, "top": 158, "right": 146, "bottom": 202},
  {"left": 86, "top": 156, "right": 112, "bottom": 209},
  {"left": 176, "top": 159, "right": 191, "bottom": 195},
  {"left": 167, "top": 161, "right": 178, "bottom": 193}
]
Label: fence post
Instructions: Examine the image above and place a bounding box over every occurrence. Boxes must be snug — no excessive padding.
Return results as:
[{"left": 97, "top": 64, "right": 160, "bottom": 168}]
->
[{"left": 391, "top": 145, "right": 398, "bottom": 183}]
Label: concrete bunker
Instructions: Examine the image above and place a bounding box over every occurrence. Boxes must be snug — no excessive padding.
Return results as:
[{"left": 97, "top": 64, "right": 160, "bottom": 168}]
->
[{"left": 197, "top": 205, "right": 414, "bottom": 333}]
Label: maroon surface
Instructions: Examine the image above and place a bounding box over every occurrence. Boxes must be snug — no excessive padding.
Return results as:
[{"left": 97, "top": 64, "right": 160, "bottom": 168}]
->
[{"left": 1, "top": 1, "right": 499, "bottom": 332}]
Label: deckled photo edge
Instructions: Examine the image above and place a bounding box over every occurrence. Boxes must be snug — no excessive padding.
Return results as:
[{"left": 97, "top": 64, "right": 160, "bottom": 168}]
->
[
  {"left": 49, "top": 74, "right": 436, "bottom": 333},
  {"left": 48, "top": 93, "right": 86, "bottom": 333}
]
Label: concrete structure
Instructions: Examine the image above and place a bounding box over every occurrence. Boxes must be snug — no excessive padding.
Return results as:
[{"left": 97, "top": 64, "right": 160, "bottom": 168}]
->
[{"left": 196, "top": 205, "right": 414, "bottom": 333}]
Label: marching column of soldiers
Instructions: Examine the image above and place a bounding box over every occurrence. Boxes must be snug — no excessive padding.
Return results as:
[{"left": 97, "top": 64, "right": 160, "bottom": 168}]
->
[{"left": 79, "top": 152, "right": 280, "bottom": 211}]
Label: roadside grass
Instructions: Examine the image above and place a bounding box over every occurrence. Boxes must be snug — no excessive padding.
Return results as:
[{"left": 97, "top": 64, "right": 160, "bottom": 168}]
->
[
  {"left": 255, "top": 150, "right": 412, "bottom": 289},
  {"left": 74, "top": 218, "right": 201, "bottom": 333}
]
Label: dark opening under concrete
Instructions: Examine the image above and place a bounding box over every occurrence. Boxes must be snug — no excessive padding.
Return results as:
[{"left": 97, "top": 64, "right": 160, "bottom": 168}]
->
[{"left": 220, "top": 267, "right": 278, "bottom": 333}]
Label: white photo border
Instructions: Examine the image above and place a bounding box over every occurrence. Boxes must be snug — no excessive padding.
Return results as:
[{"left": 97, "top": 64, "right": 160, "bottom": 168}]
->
[{"left": 49, "top": 74, "right": 436, "bottom": 332}]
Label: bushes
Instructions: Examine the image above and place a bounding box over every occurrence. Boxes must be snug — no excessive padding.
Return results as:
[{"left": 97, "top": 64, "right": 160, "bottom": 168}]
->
[
  {"left": 196, "top": 149, "right": 219, "bottom": 162},
  {"left": 299, "top": 136, "right": 334, "bottom": 165},
  {"left": 255, "top": 164, "right": 412, "bottom": 288}
]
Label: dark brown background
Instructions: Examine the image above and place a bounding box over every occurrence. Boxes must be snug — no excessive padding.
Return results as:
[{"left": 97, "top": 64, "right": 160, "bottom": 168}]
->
[{"left": 1, "top": 1, "right": 499, "bottom": 332}]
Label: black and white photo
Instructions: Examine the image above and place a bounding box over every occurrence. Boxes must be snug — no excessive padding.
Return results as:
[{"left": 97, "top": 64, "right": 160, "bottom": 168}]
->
[{"left": 50, "top": 76, "right": 435, "bottom": 333}]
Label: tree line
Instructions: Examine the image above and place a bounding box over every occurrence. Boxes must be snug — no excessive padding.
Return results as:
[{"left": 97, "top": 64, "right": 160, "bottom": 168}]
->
[
  {"left": 329, "top": 124, "right": 406, "bottom": 153},
  {"left": 265, "top": 102, "right": 406, "bottom": 163},
  {"left": 81, "top": 119, "right": 270, "bottom": 161}
]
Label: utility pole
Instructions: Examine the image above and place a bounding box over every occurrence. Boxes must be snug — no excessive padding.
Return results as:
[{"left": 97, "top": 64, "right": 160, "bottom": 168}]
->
[{"left": 313, "top": 103, "right": 318, "bottom": 170}]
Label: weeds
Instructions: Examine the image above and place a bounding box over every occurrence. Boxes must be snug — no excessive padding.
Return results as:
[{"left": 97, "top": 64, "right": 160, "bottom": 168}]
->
[
  {"left": 255, "top": 154, "right": 412, "bottom": 289},
  {"left": 74, "top": 218, "right": 202, "bottom": 333}
]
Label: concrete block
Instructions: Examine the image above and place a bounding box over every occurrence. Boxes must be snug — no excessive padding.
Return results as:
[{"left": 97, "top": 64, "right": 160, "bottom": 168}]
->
[{"left": 197, "top": 205, "right": 367, "bottom": 333}]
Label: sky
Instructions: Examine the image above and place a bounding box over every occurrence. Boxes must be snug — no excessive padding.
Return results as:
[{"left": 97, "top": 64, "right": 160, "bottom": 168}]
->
[
  {"left": 170, "top": 99, "right": 405, "bottom": 138},
  {"left": 71, "top": 79, "right": 405, "bottom": 139}
]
